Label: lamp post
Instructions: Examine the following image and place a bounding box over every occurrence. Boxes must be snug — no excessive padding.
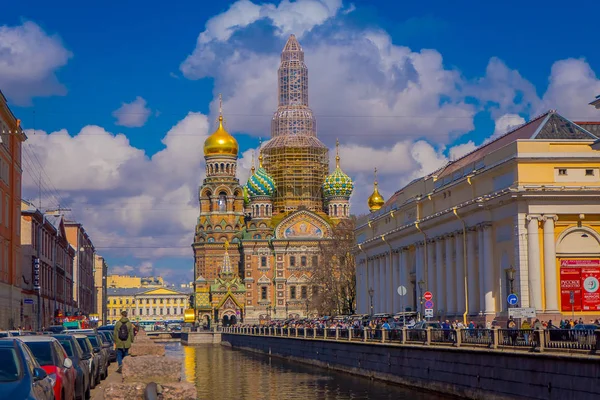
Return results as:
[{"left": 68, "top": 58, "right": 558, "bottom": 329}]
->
[
  {"left": 418, "top": 280, "right": 425, "bottom": 321},
  {"left": 505, "top": 266, "right": 516, "bottom": 311},
  {"left": 266, "top": 305, "right": 271, "bottom": 321},
  {"left": 368, "top": 287, "right": 374, "bottom": 316},
  {"left": 305, "top": 299, "right": 309, "bottom": 317},
  {"left": 285, "top": 302, "right": 289, "bottom": 319}
]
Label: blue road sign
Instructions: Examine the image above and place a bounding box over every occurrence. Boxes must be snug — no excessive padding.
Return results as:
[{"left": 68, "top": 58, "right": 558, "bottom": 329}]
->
[
  {"left": 424, "top": 300, "right": 434, "bottom": 309},
  {"left": 23, "top": 299, "right": 34, "bottom": 305},
  {"left": 507, "top": 293, "right": 518, "bottom": 306}
]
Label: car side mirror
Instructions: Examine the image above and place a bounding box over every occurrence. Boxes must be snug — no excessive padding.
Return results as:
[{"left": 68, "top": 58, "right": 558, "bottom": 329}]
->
[
  {"left": 33, "top": 367, "right": 47, "bottom": 381},
  {"left": 93, "top": 347, "right": 100, "bottom": 353},
  {"left": 63, "top": 358, "right": 73, "bottom": 369}
]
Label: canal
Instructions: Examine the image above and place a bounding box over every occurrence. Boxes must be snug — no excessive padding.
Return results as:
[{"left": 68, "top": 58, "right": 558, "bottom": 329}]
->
[{"left": 165, "top": 342, "right": 451, "bottom": 400}]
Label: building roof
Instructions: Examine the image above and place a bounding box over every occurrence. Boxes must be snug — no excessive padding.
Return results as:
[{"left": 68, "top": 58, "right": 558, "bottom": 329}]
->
[
  {"left": 590, "top": 95, "right": 600, "bottom": 109},
  {"left": 107, "top": 286, "right": 192, "bottom": 296}
]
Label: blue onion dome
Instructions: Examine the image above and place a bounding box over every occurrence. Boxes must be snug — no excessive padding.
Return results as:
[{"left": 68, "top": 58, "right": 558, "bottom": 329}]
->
[
  {"left": 247, "top": 154, "right": 276, "bottom": 198},
  {"left": 323, "top": 140, "right": 353, "bottom": 199}
]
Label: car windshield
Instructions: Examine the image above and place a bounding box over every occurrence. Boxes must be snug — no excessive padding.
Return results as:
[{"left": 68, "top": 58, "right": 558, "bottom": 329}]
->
[
  {"left": 0, "top": 348, "right": 21, "bottom": 382},
  {"left": 25, "top": 342, "right": 54, "bottom": 366},
  {"left": 59, "top": 340, "right": 74, "bottom": 357},
  {"left": 87, "top": 336, "right": 99, "bottom": 347},
  {"left": 76, "top": 338, "right": 90, "bottom": 353}
]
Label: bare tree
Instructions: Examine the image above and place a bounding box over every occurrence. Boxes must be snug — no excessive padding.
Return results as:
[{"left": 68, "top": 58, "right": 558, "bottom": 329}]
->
[{"left": 311, "top": 217, "right": 356, "bottom": 316}]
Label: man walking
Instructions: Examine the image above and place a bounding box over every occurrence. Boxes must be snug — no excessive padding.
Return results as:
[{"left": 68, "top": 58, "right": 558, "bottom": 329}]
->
[{"left": 114, "top": 310, "right": 134, "bottom": 373}]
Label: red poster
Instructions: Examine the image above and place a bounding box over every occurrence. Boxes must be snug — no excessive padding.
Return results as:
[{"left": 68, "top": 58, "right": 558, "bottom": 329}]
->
[
  {"left": 561, "top": 259, "right": 600, "bottom": 268},
  {"left": 581, "top": 268, "right": 600, "bottom": 311},
  {"left": 560, "top": 268, "right": 582, "bottom": 311}
]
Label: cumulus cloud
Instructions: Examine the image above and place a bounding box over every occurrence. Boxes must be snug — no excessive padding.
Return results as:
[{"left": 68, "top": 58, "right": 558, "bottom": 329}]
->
[
  {"left": 112, "top": 96, "right": 152, "bottom": 127},
  {"left": 493, "top": 113, "right": 526, "bottom": 137},
  {"left": 0, "top": 21, "right": 72, "bottom": 105}
]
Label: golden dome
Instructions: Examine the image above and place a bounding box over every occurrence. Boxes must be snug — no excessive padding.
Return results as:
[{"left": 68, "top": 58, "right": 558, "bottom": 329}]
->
[
  {"left": 204, "top": 115, "right": 238, "bottom": 157},
  {"left": 368, "top": 168, "right": 385, "bottom": 212}
]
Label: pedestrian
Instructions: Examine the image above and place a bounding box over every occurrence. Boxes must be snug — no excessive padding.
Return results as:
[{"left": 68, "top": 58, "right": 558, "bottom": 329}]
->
[{"left": 114, "top": 310, "right": 134, "bottom": 373}]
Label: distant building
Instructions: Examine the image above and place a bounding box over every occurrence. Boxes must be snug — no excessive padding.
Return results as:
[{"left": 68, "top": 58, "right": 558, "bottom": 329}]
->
[
  {"left": 106, "top": 287, "right": 192, "bottom": 323},
  {"left": 107, "top": 274, "right": 164, "bottom": 289},
  {"left": 94, "top": 255, "right": 108, "bottom": 325},
  {"left": 64, "top": 221, "right": 95, "bottom": 316},
  {"left": 355, "top": 111, "right": 600, "bottom": 322},
  {"left": 0, "top": 93, "right": 27, "bottom": 330},
  {"left": 21, "top": 200, "right": 75, "bottom": 330}
]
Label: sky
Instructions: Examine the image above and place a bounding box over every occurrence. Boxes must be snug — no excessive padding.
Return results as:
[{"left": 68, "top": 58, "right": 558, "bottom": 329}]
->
[{"left": 2, "top": 0, "right": 600, "bottom": 285}]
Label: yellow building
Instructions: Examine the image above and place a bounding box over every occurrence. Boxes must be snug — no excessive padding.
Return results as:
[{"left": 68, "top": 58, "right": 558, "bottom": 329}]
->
[
  {"left": 107, "top": 274, "right": 164, "bottom": 289},
  {"left": 355, "top": 111, "right": 600, "bottom": 322},
  {"left": 106, "top": 287, "right": 192, "bottom": 323}
]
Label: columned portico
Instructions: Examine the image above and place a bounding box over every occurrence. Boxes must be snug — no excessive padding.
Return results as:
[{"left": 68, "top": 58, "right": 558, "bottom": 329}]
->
[
  {"left": 445, "top": 235, "right": 456, "bottom": 315},
  {"left": 466, "top": 228, "right": 478, "bottom": 315},
  {"left": 435, "top": 239, "right": 445, "bottom": 315},
  {"left": 482, "top": 224, "right": 495, "bottom": 315},
  {"left": 455, "top": 232, "right": 465, "bottom": 315},
  {"left": 527, "top": 215, "right": 542, "bottom": 310}
]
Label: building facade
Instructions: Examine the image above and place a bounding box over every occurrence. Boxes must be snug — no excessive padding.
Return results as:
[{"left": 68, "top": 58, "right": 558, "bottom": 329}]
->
[
  {"left": 355, "top": 111, "right": 600, "bottom": 322},
  {"left": 0, "top": 92, "right": 27, "bottom": 330},
  {"left": 64, "top": 221, "right": 95, "bottom": 316},
  {"left": 94, "top": 254, "right": 108, "bottom": 325},
  {"left": 21, "top": 201, "right": 75, "bottom": 330},
  {"left": 107, "top": 287, "right": 192, "bottom": 323},
  {"left": 192, "top": 35, "right": 354, "bottom": 325}
]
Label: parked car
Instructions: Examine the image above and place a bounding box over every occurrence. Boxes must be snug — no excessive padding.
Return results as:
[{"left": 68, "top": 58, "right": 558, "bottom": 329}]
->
[
  {"left": 71, "top": 335, "right": 100, "bottom": 389},
  {"left": 45, "top": 326, "right": 66, "bottom": 335},
  {"left": 0, "top": 338, "right": 54, "bottom": 400},
  {"left": 97, "top": 331, "right": 116, "bottom": 362},
  {"left": 82, "top": 333, "right": 108, "bottom": 380},
  {"left": 0, "top": 331, "right": 13, "bottom": 338},
  {"left": 53, "top": 334, "right": 91, "bottom": 400},
  {"left": 19, "top": 336, "right": 76, "bottom": 400},
  {"left": 96, "top": 325, "right": 115, "bottom": 332}
]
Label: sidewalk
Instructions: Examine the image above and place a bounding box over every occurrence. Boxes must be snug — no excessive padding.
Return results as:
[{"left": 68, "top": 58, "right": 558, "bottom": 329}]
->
[{"left": 90, "top": 362, "right": 121, "bottom": 400}]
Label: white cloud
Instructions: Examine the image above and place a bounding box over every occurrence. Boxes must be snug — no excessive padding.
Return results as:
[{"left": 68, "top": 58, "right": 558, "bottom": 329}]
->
[
  {"left": 493, "top": 113, "right": 526, "bottom": 137},
  {"left": 112, "top": 96, "right": 152, "bottom": 127},
  {"left": 448, "top": 141, "right": 477, "bottom": 161},
  {"left": 0, "top": 21, "right": 72, "bottom": 105}
]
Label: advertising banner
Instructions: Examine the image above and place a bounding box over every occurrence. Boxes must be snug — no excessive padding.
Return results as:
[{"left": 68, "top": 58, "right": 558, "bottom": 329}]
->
[
  {"left": 561, "top": 259, "right": 600, "bottom": 268},
  {"left": 560, "top": 267, "right": 582, "bottom": 311},
  {"left": 581, "top": 268, "right": 600, "bottom": 311}
]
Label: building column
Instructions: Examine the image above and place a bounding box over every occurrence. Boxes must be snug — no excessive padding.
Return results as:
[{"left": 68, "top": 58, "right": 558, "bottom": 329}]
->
[
  {"left": 467, "top": 229, "right": 478, "bottom": 315},
  {"left": 527, "top": 215, "right": 542, "bottom": 311},
  {"left": 400, "top": 250, "right": 410, "bottom": 312},
  {"left": 455, "top": 232, "right": 466, "bottom": 316},
  {"left": 445, "top": 235, "right": 456, "bottom": 316},
  {"left": 368, "top": 258, "right": 375, "bottom": 314},
  {"left": 477, "top": 227, "right": 485, "bottom": 314},
  {"left": 356, "top": 259, "right": 363, "bottom": 314},
  {"left": 415, "top": 243, "right": 424, "bottom": 315},
  {"left": 435, "top": 239, "right": 445, "bottom": 316},
  {"left": 543, "top": 215, "right": 559, "bottom": 312},
  {"left": 483, "top": 224, "right": 495, "bottom": 315},
  {"left": 387, "top": 251, "right": 394, "bottom": 313},
  {"left": 374, "top": 257, "right": 381, "bottom": 313},
  {"left": 380, "top": 256, "right": 387, "bottom": 313},
  {"left": 426, "top": 240, "right": 436, "bottom": 296}
]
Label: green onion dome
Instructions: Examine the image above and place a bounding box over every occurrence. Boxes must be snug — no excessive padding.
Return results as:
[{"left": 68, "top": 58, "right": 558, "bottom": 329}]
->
[
  {"left": 323, "top": 144, "right": 353, "bottom": 199},
  {"left": 247, "top": 154, "right": 276, "bottom": 198}
]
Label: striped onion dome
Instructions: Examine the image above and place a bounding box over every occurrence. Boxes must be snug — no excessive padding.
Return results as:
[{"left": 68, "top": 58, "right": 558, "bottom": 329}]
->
[
  {"left": 247, "top": 154, "right": 276, "bottom": 198},
  {"left": 323, "top": 141, "right": 353, "bottom": 199}
]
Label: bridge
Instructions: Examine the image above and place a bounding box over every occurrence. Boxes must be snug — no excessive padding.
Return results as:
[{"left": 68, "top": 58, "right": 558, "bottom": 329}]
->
[{"left": 146, "top": 331, "right": 181, "bottom": 341}]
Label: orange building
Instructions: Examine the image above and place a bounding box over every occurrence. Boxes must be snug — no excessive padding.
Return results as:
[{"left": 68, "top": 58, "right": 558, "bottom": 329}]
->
[{"left": 0, "top": 90, "right": 27, "bottom": 330}]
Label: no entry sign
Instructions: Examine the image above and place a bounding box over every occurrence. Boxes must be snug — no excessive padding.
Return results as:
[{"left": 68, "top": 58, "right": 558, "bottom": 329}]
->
[{"left": 423, "top": 291, "right": 433, "bottom": 301}]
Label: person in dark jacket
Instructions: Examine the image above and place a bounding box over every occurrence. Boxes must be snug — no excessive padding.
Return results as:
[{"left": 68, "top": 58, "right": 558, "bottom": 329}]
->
[{"left": 113, "top": 310, "right": 134, "bottom": 372}]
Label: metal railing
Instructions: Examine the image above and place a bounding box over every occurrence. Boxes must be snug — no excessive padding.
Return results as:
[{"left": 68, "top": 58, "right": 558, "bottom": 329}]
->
[{"left": 221, "top": 326, "right": 600, "bottom": 354}]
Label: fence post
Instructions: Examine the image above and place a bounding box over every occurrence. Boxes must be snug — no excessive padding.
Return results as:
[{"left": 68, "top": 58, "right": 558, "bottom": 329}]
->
[
  {"left": 295, "top": 327, "right": 298, "bottom": 337},
  {"left": 348, "top": 328, "right": 352, "bottom": 341},
  {"left": 401, "top": 327, "right": 407, "bottom": 344},
  {"left": 303, "top": 328, "right": 307, "bottom": 339},
  {"left": 363, "top": 328, "right": 368, "bottom": 342},
  {"left": 335, "top": 327, "right": 339, "bottom": 340},
  {"left": 492, "top": 327, "right": 499, "bottom": 349},
  {"left": 324, "top": 328, "right": 328, "bottom": 339},
  {"left": 426, "top": 327, "right": 431, "bottom": 345},
  {"left": 538, "top": 329, "right": 545, "bottom": 352},
  {"left": 313, "top": 328, "right": 316, "bottom": 339},
  {"left": 455, "top": 328, "right": 461, "bottom": 347},
  {"left": 381, "top": 329, "right": 386, "bottom": 343}
]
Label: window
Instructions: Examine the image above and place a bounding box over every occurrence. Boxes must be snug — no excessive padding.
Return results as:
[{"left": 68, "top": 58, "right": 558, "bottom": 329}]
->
[
  {"left": 301, "top": 256, "right": 307, "bottom": 267},
  {"left": 125, "top": 299, "right": 129, "bottom": 304},
  {"left": 160, "top": 299, "right": 163, "bottom": 304},
  {"left": 167, "top": 308, "right": 170, "bottom": 315},
  {"left": 290, "top": 256, "right": 296, "bottom": 267},
  {"left": 218, "top": 192, "right": 227, "bottom": 212},
  {"left": 261, "top": 256, "right": 267, "bottom": 267},
  {"left": 146, "top": 299, "right": 150, "bottom": 304},
  {"left": 119, "top": 299, "right": 122, "bottom": 304},
  {"left": 558, "top": 168, "right": 567, "bottom": 176},
  {"left": 261, "top": 286, "right": 267, "bottom": 300},
  {"left": 290, "top": 286, "right": 296, "bottom": 299},
  {"left": 301, "top": 286, "right": 308, "bottom": 299},
  {"left": 153, "top": 309, "right": 156, "bottom": 315},
  {"left": 586, "top": 169, "right": 594, "bottom": 176},
  {"left": 153, "top": 299, "right": 156, "bottom": 304}
]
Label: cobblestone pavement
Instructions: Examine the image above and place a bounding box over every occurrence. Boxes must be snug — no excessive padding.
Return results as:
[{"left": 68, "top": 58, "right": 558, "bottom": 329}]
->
[{"left": 90, "top": 362, "right": 120, "bottom": 400}]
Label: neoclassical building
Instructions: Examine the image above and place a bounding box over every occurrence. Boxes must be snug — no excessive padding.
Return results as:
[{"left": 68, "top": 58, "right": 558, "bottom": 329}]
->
[
  {"left": 355, "top": 111, "right": 600, "bottom": 322},
  {"left": 192, "top": 35, "right": 354, "bottom": 325}
]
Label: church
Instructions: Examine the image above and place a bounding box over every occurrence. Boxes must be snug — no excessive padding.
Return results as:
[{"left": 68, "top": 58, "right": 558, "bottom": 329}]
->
[{"left": 192, "top": 35, "right": 355, "bottom": 325}]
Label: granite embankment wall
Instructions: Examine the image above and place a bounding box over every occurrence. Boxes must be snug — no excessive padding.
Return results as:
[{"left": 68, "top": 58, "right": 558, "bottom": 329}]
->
[{"left": 222, "top": 333, "right": 600, "bottom": 400}]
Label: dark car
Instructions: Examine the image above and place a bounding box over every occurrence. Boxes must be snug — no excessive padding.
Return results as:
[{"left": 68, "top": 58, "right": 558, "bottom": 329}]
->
[
  {"left": 19, "top": 336, "right": 76, "bottom": 400},
  {"left": 83, "top": 333, "right": 108, "bottom": 381},
  {"left": 0, "top": 338, "right": 54, "bottom": 400},
  {"left": 97, "top": 331, "right": 116, "bottom": 362},
  {"left": 96, "top": 325, "right": 114, "bottom": 332},
  {"left": 45, "top": 326, "right": 66, "bottom": 335},
  {"left": 71, "top": 335, "right": 100, "bottom": 389},
  {"left": 53, "top": 334, "right": 91, "bottom": 400}
]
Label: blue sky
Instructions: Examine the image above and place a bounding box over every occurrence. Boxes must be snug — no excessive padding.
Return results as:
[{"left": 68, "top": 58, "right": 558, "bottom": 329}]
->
[{"left": 2, "top": 0, "right": 599, "bottom": 284}]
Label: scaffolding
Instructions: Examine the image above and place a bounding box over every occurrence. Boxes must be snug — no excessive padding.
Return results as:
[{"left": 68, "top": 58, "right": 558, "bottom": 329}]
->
[{"left": 262, "top": 34, "right": 330, "bottom": 214}]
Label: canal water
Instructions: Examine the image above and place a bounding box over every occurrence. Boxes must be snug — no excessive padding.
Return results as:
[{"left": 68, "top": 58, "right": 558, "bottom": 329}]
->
[{"left": 165, "top": 342, "right": 450, "bottom": 400}]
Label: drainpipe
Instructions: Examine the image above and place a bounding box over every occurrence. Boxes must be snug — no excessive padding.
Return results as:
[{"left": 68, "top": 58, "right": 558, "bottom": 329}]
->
[
  {"left": 414, "top": 222, "right": 428, "bottom": 290},
  {"left": 357, "top": 244, "right": 369, "bottom": 315},
  {"left": 381, "top": 235, "right": 394, "bottom": 314},
  {"left": 453, "top": 207, "right": 469, "bottom": 325}
]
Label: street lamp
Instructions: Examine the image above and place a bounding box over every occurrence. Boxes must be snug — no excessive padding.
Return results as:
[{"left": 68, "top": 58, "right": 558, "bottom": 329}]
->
[
  {"left": 368, "top": 287, "right": 374, "bottom": 316},
  {"left": 418, "top": 280, "right": 425, "bottom": 321},
  {"left": 266, "top": 305, "right": 271, "bottom": 321},
  {"left": 506, "top": 266, "right": 516, "bottom": 294},
  {"left": 305, "top": 298, "right": 310, "bottom": 317},
  {"left": 285, "top": 302, "right": 289, "bottom": 318}
]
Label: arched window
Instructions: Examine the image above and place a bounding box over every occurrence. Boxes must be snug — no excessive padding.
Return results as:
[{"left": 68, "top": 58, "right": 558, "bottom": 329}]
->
[
  {"left": 220, "top": 163, "right": 225, "bottom": 173},
  {"left": 218, "top": 192, "right": 227, "bottom": 212},
  {"left": 333, "top": 204, "right": 338, "bottom": 216}
]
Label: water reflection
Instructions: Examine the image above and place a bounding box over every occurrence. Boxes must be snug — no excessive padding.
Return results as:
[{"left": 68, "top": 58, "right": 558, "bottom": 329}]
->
[{"left": 167, "top": 343, "right": 450, "bottom": 400}]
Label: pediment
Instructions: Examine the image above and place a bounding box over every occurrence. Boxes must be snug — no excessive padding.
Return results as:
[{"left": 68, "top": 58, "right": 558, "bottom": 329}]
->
[
  {"left": 140, "top": 288, "right": 182, "bottom": 296},
  {"left": 274, "top": 210, "right": 332, "bottom": 239},
  {"left": 258, "top": 275, "right": 271, "bottom": 284}
]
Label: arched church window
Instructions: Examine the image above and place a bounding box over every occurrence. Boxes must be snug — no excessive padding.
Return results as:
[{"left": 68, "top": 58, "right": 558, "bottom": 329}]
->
[{"left": 218, "top": 192, "right": 227, "bottom": 212}]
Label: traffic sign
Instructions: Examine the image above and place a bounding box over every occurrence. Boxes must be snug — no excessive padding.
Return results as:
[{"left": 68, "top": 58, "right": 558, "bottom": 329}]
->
[
  {"left": 397, "top": 285, "right": 407, "bottom": 296},
  {"left": 424, "top": 300, "right": 434, "bottom": 309},
  {"left": 23, "top": 299, "right": 34, "bottom": 305},
  {"left": 508, "top": 307, "right": 536, "bottom": 319},
  {"left": 423, "top": 291, "right": 433, "bottom": 301},
  {"left": 507, "top": 293, "right": 518, "bottom": 306},
  {"left": 424, "top": 309, "right": 434, "bottom": 318}
]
